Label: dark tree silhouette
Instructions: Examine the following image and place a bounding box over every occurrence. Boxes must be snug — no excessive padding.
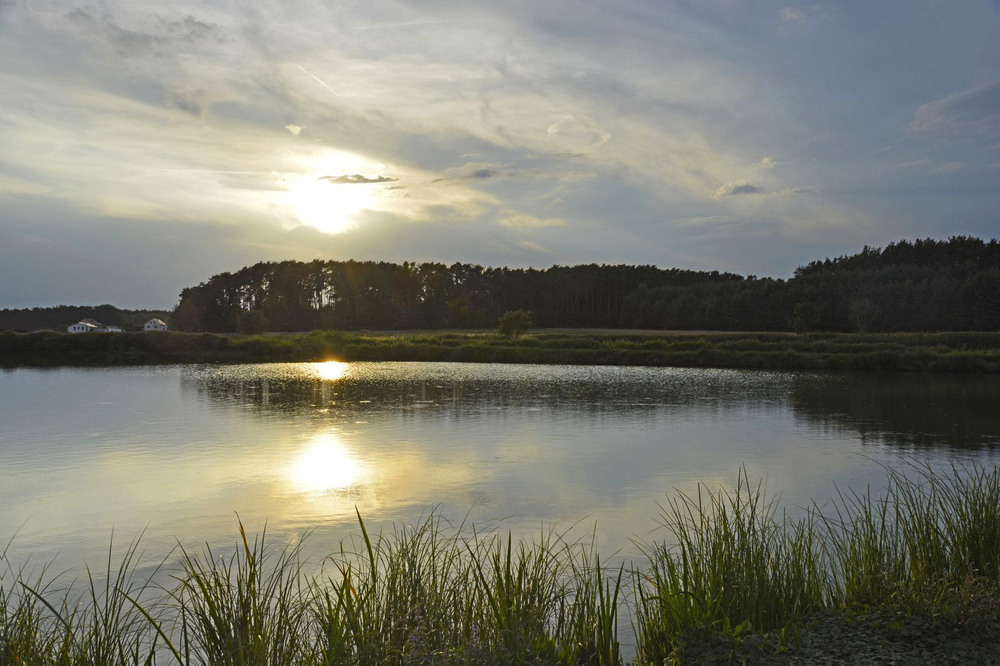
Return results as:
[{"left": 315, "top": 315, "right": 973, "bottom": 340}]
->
[{"left": 161, "top": 237, "right": 1000, "bottom": 334}]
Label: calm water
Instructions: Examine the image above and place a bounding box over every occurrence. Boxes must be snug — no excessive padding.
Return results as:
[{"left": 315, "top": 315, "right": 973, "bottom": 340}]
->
[{"left": 2, "top": 362, "right": 999, "bottom": 569}]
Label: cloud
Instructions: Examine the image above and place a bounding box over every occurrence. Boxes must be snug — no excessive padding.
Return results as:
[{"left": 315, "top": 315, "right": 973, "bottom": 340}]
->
[
  {"left": 434, "top": 163, "right": 507, "bottom": 182},
  {"left": 0, "top": 173, "right": 52, "bottom": 197},
  {"left": 779, "top": 7, "right": 807, "bottom": 23},
  {"left": 498, "top": 213, "right": 566, "bottom": 228},
  {"left": 712, "top": 181, "right": 765, "bottom": 198},
  {"left": 166, "top": 90, "right": 204, "bottom": 117},
  {"left": 545, "top": 114, "right": 611, "bottom": 152},
  {"left": 517, "top": 240, "right": 552, "bottom": 254},
  {"left": 319, "top": 174, "right": 398, "bottom": 184},
  {"left": 160, "top": 15, "right": 227, "bottom": 44},
  {"left": 896, "top": 159, "right": 932, "bottom": 169},
  {"left": 932, "top": 161, "right": 964, "bottom": 174},
  {"left": 909, "top": 82, "right": 1000, "bottom": 133},
  {"left": 1, "top": 0, "right": 997, "bottom": 305}
]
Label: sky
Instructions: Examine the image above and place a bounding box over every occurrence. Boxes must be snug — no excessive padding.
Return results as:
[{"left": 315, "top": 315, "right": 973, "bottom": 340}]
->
[{"left": 1, "top": 1, "right": 998, "bottom": 309}]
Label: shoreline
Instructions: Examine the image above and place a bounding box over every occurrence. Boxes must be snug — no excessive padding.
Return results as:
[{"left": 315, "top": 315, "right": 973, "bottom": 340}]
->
[{"left": 3, "top": 328, "right": 1000, "bottom": 372}]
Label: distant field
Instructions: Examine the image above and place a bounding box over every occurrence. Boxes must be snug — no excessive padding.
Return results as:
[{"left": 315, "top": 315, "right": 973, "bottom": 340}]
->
[{"left": 3, "top": 328, "right": 1000, "bottom": 372}]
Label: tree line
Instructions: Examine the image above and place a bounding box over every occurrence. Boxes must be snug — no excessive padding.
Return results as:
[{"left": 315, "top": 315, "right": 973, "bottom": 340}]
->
[
  {"left": 0, "top": 305, "right": 170, "bottom": 333},
  {"left": 169, "top": 237, "right": 1000, "bottom": 333}
]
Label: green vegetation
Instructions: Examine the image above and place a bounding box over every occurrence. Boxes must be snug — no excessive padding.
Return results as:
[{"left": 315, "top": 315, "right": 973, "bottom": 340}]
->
[
  {"left": 4, "top": 237, "right": 999, "bottom": 336},
  {"left": 791, "top": 302, "right": 821, "bottom": 334},
  {"left": 497, "top": 310, "right": 532, "bottom": 338},
  {"left": 167, "top": 236, "right": 1000, "bottom": 333},
  {"left": 3, "top": 328, "right": 1000, "bottom": 372},
  {"left": 0, "top": 304, "right": 170, "bottom": 332},
  {"left": 2, "top": 465, "right": 999, "bottom": 664}
]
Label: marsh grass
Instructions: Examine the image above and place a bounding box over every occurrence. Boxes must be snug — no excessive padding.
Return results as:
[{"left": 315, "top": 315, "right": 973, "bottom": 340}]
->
[
  {"left": 2, "top": 465, "right": 999, "bottom": 664},
  {"left": 1, "top": 534, "right": 165, "bottom": 665},
  {"left": 163, "top": 521, "right": 312, "bottom": 665},
  {"left": 823, "top": 463, "right": 1000, "bottom": 614},
  {"left": 312, "top": 513, "right": 623, "bottom": 664},
  {"left": 5, "top": 329, "right": 1000, "bottom": 372},
  {"left": 633, "top": 471, "right": 826, "bottom": 663}
]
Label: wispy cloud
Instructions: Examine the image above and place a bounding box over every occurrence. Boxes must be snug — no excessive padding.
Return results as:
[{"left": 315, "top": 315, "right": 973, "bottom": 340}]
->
[
  {"left": 779, "top": 7, "right": 807, "bottom": 23},
  {"left": 498, "top": 213, "right": 566, "bottom": 228},
  {"left": 319, "top": 174, "right": 398, "bottom": 184},
  {"left": 0, "top": 0, "right": 997, "bottom": 306},
  {"left": 909, "top": 82, "right": 1000, "bottom": 133}
]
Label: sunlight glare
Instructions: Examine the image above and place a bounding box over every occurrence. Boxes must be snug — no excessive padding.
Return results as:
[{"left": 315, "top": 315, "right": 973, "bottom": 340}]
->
[
  {"left": 312, "top": 360, "right": 349, "bottom": 382},
  {"left": 289, "top": 434, "right": 368, "bottom": 494},
  {"left": 288, "top": 175, "right": 375, "bottom": 234}
]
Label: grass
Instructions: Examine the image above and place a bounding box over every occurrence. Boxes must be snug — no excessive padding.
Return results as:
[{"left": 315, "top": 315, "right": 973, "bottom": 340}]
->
[
  {"left": 2, "top": 465, "right": 1000, "bottom": 664},
  {"left": 634, "top": 471, "right": 826, "bottom": 663},
  {"left": 3, "top": 329, "right": 1000, "bottom": 372}
]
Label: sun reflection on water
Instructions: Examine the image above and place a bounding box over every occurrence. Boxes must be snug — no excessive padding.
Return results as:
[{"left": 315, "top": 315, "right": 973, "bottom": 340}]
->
[
  {"left": 289, "top": 434, "right": 368, "bottom": 494},
  {"left": 312, "top": 361, "right": 349, "bottom": 382}
]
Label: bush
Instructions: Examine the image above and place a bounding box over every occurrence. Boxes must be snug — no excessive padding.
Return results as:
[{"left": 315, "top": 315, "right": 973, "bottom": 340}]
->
[{"left": 497, "top": 310, "right": 532, "bottom": 338}]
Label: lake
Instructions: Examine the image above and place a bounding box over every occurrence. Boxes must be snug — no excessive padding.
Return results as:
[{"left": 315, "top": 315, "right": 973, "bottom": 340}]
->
[{"left": 2, "top": 361, "right": 998, "bottom": 571}]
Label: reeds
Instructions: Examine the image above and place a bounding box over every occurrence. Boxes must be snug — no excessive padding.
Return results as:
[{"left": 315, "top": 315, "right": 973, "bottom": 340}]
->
[
  {"left": 5, "top": 329, "right": 1000, "bottom": 372},
  {"left": 823, "top": 463, "right": 1000, "bottom": 610},
  {"left": 2, "top": 464, "right": 999, "bottom": 664},
  {"left": 633, "top": 471, "right": 826, "bottom": 662}
]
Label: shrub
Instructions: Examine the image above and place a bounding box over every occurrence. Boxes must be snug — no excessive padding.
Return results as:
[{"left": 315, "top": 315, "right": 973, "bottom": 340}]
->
[{"left": 497, "top": 310, "right": 532, "bottom": 338}]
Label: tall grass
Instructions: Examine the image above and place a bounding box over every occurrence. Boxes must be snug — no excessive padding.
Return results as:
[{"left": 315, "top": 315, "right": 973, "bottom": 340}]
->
[
  {"left": 164, "top": 521, "right": 312, "bottom": 665},
  {"left": 0, "top": 534, "right": 165, "bottom": 665},
  {"left": 633, "top": 471, "right": 826, "bottom": 662},
  {"left": 311, "top": 513, "right": 623, "bottom": 664},
  {"left": 2, "top": 465, "right": 999, "bottom": 664},
  {"left": 823, "top": 463, "right": 1000, "bottom": 611}
]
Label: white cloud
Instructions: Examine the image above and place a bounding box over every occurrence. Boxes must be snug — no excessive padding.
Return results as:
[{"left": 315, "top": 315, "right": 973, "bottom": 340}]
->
[
  {"left": 756, "top": 156, "right": 776, "bottom": 169},
  {"left": 285, "top": 124, "right": 303, "bottom": 135}
]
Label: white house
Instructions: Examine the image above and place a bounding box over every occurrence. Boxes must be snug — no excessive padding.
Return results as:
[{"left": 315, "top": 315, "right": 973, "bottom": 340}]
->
[
  {"left": 67, "top": 321, "right": 99, "bottom": 334},
  {"left": 98, "top": 326, "right": 124, "bottom": 333},
  {"left": 144, "top": 318, "right": 168, "bottom": 331}
]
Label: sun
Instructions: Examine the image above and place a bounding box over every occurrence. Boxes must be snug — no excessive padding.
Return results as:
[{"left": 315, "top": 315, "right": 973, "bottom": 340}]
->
[{"left": 287, "top": 174, "right": 376, "bottom": 234}]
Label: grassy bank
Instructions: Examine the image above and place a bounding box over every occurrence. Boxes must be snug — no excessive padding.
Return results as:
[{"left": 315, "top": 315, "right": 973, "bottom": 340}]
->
[
  {"left": 2, "top": 465, "right": 999, "bottom": 664},
  {"left": 3, "top": 329, "right": 1000, "bottom": 372}
]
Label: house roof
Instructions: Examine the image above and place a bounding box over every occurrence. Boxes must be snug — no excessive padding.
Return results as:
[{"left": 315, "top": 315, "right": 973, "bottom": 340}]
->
[{"left": 146, "top": 318, "right": 167, "bottom": 325}]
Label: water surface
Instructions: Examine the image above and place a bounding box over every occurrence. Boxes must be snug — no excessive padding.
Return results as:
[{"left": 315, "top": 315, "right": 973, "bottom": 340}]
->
[{"left": 2, "top": 362, "right": 998, "bottom": 568}]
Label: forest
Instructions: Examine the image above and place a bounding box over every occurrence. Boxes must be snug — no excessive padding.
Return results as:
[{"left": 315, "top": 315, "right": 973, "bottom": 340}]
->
[
  {"left": 2, "top": 236, "right": 997, "bottom": 334},
  {"left": 169, "top": 237, "right": 1000, "bottom": 333},
  {"left": 0, "top": 304, "right": 170, "bottom": 333}
]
